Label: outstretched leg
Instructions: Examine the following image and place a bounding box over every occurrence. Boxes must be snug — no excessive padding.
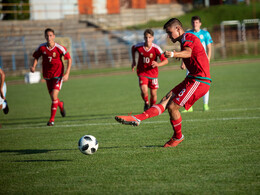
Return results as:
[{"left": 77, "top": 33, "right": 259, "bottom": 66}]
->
[{"left": 115, "top": 90, "right": 175, "bottom": 126}]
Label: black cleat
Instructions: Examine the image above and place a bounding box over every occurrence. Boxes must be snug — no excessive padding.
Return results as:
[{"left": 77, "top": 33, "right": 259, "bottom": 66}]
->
[
  {"left": 60, "top": 101, "right": 66, "bottom": 117},
  {"left": 3, "top": 100, "right": 9, "bottom": 114},
  {"left": 144, "top": 103, "right": 149, "bottom": 111},
  {"left": 47, "top": 121, "right": 54, "bottom": 126}
]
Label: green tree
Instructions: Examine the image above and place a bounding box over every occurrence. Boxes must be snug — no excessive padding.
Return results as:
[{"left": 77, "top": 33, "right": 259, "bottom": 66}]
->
[{"left": 2, "top": 0, "right": 30, "bottom": 20}]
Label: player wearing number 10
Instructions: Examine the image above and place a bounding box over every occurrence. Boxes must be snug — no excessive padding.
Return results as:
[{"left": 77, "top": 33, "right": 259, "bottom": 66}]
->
[
  {"left": 132, "top": 29, "right": 168, "bottom": 111},
  {"left": 31, "top": 28, "right": 72, "bottom": 126}
]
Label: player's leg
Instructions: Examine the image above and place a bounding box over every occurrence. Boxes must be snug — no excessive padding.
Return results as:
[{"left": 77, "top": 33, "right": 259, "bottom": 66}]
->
[
  {"left": 140, "top": 84, "right": 149, "bottom": 111},
  {"left": 164, "top": 80, "right": 210, "bottom": 147},
  {"left": 203, "top": 91, "right": 210, "bottom": 111},
  {"left": 181, "top": 69, "right": 193, "bottom": 113},
  {"left": 115, "top": 90, "right": 174, "bottom": 126},
  {"left": 46, "top": 78, "right": 64, "bottom": 126},
  {"left": 139, "top": 77, "right": 149, "bottom": 111},
  {"left": 163, "top": 101, "right": 184, "bottom": 147},
  {"left": 149, "top": 78, "right": 159, "bottom": 107},
  {"left": 150, "top": 88, "right": 157, "bottom": 107},
  {"left": 48, "top": 89, "right": 59, "bottom": 126}
]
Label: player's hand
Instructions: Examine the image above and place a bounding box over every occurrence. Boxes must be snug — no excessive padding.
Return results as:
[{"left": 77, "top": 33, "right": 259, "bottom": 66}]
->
[
  {"left": 151, "top": 61, "right": 159, "bottom": 68},
  {"left": 0, "top": 89, "right": 5, "bottom": 100},
  {"left": 62, "top": 74, "right": 69, "bottom": 82},
  {"left": 180, "top": 62, "right": 186, "bottom": 70},
  {"left": 30, "top": 66, "right": 35, "bottom": 73},
  {"left": 164, "top": 51, "right": 173, "bottom": 58},
  {"left": 131, "top": 62, "right": 136, "bottom": 72}
]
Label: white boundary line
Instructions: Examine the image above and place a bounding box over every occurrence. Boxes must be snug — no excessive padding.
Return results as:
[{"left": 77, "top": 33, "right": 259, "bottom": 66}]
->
[{"left": 1, "top": 116, "right": 259, "bottom": 131}]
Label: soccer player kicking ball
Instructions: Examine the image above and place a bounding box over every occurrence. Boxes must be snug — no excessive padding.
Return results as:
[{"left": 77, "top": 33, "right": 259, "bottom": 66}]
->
[
  {"left": 115, "top": 18, "right": 211, "bottom": 147},
  {"left": 0, "top": 68, "right": 9, "bottom": 114},
  {"left": 132, "top": 29, "right": 168, "bottom": 111},
  {"left": 31, "top": 28, "right": 72, "bottom": 126},
  {"left": 181, "top": 16, "right": 213, "bottom": 112}
]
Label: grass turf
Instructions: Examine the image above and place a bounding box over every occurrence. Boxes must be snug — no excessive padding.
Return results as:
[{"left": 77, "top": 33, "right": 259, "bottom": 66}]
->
[{"left": 0, "top": 61, "right": 260, "bottom": 194}]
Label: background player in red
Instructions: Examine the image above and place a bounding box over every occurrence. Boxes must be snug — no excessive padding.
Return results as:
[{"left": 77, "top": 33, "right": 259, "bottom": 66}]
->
[
  {"left": 115, "top": 18, "right": 211, "bottom": 147},
  {"left": 30, "top": 28, "right": 72, "bottom": 126},
  {"left": 132, "top": 29, "right": 168, "bottom": 111}
]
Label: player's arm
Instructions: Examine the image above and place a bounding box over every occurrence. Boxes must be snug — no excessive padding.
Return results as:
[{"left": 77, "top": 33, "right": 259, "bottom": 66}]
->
[
  {"left": 0, "top": 68, "right": 5, "bottom": 99},
  {"left": 30, "top": 58, "right": 38, "bottom": 73},
  {"left": 62, "top": 58, "right": 72, "bottom": 82},
  {"left": 31, "top": 47, "right": 42, "bottom": 73},
  {"left": 207, "top": 43, "right": 212, "bottom": 62},
  {"left": 165, "top": 47, "right": 192, "bottom": 59},
  {"left": 180, "top": 60, "right": 186, "bottom": 70},
  {"left": 131, "top": 45, "right": 136, "bottom": 72},
  {"left": 151, "top": 57, "right": 168, "bottom": 68}
]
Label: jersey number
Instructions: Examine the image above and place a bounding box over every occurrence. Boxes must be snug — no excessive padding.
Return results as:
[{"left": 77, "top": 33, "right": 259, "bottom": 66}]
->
[
  {"left": 143, "top": 57, "right": 150, "bottom": 64},
  {"left": 48, "top": 57, "right": 52, "bottom": 62}
]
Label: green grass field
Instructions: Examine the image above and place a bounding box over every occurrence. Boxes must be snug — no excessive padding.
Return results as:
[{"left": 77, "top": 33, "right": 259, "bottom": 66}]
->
[{"left": 1, "top": 61, "right": 260, "bottom": 194}]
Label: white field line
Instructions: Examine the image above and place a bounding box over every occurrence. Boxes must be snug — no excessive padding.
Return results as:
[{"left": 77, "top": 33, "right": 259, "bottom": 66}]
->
[{"left": 1, "top": 116, "right": 260, "bottom": 131}]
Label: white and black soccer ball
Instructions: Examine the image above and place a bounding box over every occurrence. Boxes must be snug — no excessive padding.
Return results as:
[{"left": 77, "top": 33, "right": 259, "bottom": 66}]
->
[{"left": 78, "top": 135, "right": 99, "bottom": 155}]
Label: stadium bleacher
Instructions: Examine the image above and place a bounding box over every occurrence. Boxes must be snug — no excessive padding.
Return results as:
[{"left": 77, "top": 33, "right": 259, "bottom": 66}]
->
[{"left": 0, "top": 17, "right": 131, "bottom": 73}]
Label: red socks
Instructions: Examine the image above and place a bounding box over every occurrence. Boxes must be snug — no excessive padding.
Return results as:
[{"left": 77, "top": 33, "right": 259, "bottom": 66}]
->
[
  {"left": 134, "top": 104, "right": 165, "bottom": 121},
  {"left": 143, "top": 95, "right": 149, "bottom": 105},
  {"left": 57, "top": 99, "right": 63, "bottom": 111},
  {"left": 50, "top": 99, "right": 59, "bottom": 122},
  {"left": 170, "top": 116, "right": 182, "bottom": 139},
  {"left": 150, "top": 98, "right": 156, "bottom": 107}
]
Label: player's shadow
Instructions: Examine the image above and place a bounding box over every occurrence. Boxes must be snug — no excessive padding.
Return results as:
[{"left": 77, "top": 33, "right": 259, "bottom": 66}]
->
[
  {"left": 0, "top": 148, "right": 74, "bottom": 155},
  {"left": 99, "top": 145, "right": 162, "bottom": 150},
  {"left": 1, "top": 113, "right": 117, "bottom": 127},
  {"left": 14, "top": 159, "right": 73, "bottom": 162}
]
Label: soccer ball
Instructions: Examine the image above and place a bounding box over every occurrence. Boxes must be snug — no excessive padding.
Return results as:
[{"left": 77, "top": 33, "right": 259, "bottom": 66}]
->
[{"left": 78, "top": 135, "right": 99, "bottom": 155}]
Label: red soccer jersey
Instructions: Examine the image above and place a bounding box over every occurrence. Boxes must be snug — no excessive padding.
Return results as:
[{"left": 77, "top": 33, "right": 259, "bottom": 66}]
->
[
  {"left": 33, "top": 42, "right": 71, "bottom": 79},
  {"left": 133, "top": 42, "right": 167, "bottom": 78},
  {"left": 181, "top": 33, "right": 211, "bottom": 80}
]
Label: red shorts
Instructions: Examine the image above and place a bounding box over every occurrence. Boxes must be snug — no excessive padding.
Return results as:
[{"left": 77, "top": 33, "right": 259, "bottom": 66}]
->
[
  {"left": 139, "top": 76, "right": 159, "bottom": 89},
  {"left": 172, "top": 78, "right": 210, "bottom": 110},
  {"left": 46, "top": 78, "right": 63, "bottom": 94}
]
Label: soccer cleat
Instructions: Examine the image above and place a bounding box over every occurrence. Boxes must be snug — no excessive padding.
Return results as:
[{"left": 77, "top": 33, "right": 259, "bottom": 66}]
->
[
  {"left": 3, "top": 100, "right": 9, "bottom": 114},
  {"left": 203, "top": 104, "right": 209, "bottom": 111},
  {"left": 181, "top": 107, "right": 193, "bottom": 113},
  {"left": 115, "top": 115, "right": 141, "bottom": 126},
  {"left": 60, "top": 101, "right": 66, "bottom": 117},
  {"left": 163, "top": 135, "right": 184, "bottom": 147},
  {"left": 144, "top": 103, "right": 149, "bottom": 111},
  {"left": 47, "top": 121, "right": 54, "bottom": 126}
]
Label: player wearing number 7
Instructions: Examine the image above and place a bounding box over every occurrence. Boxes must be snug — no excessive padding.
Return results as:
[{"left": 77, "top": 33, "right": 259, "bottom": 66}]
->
[
  {"left": 31, "top": 28, "right": 72, "bottom": 126},
  {"left": 115, "top": 18, "right": 211, "bottom": 147},
  {"left": 132, "top": 29, "right": 168, "bottom": 111}
]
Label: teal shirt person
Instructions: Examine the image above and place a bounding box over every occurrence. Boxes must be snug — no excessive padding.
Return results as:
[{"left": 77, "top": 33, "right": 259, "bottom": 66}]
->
[{"left": 186, "top": 29, "right": 213, "bottom": 54}]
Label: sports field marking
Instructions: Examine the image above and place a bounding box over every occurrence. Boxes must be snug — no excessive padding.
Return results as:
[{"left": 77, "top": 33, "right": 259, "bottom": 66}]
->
[{"left": 1, "top": 116, "right": 259, "bottom": 130}]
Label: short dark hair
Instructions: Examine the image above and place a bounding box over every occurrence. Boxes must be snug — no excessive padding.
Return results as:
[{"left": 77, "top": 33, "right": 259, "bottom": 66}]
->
[
  {"left": 45, "top": 28, "right": 55, "bottom": 35},
  {"left": 163, "top": 18, "right": 182, "bottom": 30},
  {"left": 144, "top": 29, "right": 154, "bottom": 36},
  {"left": 191, "top": 16, "right": 201, "bottom": 22}
]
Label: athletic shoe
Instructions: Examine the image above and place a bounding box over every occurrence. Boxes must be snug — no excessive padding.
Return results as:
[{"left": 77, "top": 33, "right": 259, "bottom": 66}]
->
[
  {"left": 60, "top": 101, "right": 66, "bottom": 117},
  {"left": 181, "top": 107, "right": 193, "bottom": 113},
  {"left": 3, "top": 100, "right": 9, "bottom": 114},
  {"left": 144, "top": 103, "right": 149, "bottom": 111},
  {"left": 203, "top": 104, "right": 209, "bottom": 111},
  {"left": 115, "top": 115, "right": 141, "bottom": 126},
  {"left": 47, "top": 121, "right": 54, "bottom": 126},
  {"left": 163, "top": 135, "right": 184, "bottom": 147}
]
